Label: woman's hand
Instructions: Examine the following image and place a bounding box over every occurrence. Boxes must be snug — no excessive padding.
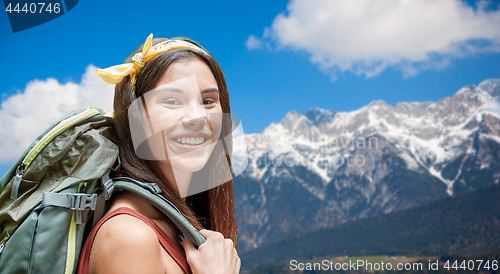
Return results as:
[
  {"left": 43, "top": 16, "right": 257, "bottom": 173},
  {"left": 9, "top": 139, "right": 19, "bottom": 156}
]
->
[{"left": 181, "top": 229, "right": 241, "bottom": 274}]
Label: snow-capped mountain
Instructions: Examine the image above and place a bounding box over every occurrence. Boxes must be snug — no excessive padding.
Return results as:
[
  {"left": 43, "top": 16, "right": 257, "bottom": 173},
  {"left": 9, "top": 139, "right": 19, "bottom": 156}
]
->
[{"left": 232, "top": 79, "right": 500, "bottom": 253}]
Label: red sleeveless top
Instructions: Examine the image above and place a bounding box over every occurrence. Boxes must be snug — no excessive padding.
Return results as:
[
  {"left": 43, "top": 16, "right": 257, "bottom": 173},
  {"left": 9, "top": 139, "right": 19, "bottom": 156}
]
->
[{"left": 77, "top": 207, "right": 192, "bottom": 274}]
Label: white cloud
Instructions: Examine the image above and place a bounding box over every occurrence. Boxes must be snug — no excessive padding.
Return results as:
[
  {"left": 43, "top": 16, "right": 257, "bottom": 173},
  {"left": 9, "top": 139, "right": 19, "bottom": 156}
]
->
[
  {"left": 0, "top": 64, "right": 114, "bottom": 163},
  {"left": 251, "top": 0, "right": 500, "bottom": 78},
  {"left": 246, "top": 35, "right": 264, "bottom": 50}
]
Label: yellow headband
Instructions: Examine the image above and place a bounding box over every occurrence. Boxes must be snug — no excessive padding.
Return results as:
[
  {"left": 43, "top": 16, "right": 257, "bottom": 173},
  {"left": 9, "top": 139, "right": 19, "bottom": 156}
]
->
[{"left": 95, "top": 33, "right": 209, "bottom": 95}]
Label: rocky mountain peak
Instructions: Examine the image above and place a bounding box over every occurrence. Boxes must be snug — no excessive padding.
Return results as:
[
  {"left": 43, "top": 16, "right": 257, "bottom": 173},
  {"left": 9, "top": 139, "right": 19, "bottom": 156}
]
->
[
  {"left": 278, "top": 110, "right": 300, "bottom": 132},
  {"left": 478, "top": 78, "right": 500, "bottom": 100},
  {"left": 303, "top": 106, "right": 336, "bottom": 126}
]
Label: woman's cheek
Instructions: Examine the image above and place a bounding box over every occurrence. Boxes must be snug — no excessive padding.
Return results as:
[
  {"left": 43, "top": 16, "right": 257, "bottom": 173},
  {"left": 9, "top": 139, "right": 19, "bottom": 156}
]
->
[{"left": 152, "top": 111, "right": 180, "bottom": 132}]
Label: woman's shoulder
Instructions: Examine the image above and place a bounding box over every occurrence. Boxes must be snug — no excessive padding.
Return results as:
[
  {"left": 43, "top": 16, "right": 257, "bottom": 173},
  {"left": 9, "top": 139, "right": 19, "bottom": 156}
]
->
[
  {"left": 95, "top": 208, "right": 159, "bottom": 245},
  {"left": 89, "top": 208, "right": 166, "bottom": 274}
]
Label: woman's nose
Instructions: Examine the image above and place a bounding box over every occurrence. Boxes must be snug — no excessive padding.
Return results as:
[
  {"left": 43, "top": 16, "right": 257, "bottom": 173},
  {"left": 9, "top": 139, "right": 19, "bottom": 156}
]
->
[{"left": 181, "top": 104, "right": 207, "bottom": 127}]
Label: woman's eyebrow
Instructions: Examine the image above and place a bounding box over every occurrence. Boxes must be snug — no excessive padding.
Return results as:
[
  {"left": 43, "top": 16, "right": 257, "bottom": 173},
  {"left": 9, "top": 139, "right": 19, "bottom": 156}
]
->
[
  {"left": 154, "top": 86, "right": 183, "bottom": 95},
  {"left": 153, "top": 87, "right": 219, "bottom": 95},
  {"left": 202, "top": 88, "right": 219, "bottom": 94}
]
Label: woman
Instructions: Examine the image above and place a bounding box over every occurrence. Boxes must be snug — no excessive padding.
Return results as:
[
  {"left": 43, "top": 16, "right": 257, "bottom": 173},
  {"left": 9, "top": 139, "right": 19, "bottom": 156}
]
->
[{"left": 77, "top": 34, "right": 241, "bottom": 274}]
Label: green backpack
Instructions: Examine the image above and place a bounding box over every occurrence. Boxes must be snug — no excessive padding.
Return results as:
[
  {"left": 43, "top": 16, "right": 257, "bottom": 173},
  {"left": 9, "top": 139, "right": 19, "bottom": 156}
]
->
[{"left": 0, "top": 107, "right": 205, "bottom": 274}]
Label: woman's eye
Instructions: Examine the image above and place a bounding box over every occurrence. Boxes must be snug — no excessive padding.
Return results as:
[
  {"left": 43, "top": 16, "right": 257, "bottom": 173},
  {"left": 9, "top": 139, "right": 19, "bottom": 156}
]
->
[
  {"left": 202, "top": 99, "right": 216, "bottom": 106},
  {"left": 164, "top": 99, "right": 181, "bottom": 106}
]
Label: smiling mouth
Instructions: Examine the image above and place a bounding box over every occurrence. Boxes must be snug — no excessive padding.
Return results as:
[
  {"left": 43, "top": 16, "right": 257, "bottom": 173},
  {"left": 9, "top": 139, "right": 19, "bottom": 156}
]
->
[{"left": 172, "top": 136, "right": 208, "bottom": 146}]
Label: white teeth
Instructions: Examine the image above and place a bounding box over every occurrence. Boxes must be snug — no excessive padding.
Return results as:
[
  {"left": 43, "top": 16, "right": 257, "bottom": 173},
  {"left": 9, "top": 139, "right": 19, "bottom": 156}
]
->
[{"left": 174, "top": 137, "right": 205, "bottom": 145}]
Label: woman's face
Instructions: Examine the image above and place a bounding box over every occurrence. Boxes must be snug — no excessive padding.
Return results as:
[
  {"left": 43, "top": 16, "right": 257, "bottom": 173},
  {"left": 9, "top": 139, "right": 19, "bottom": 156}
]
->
[{"left": 140, "top": 58, "right": 223, "bottom": 173}]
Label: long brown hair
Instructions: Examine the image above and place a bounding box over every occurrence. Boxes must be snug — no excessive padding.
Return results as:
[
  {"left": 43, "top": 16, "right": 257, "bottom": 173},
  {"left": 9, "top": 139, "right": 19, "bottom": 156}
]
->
[{"left": 111, "top": 36, "right": 237, "bottom": 250}]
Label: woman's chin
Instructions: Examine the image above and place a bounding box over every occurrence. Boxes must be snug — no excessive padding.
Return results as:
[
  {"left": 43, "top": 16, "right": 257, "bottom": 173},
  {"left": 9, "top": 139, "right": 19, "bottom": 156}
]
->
[{"left": 170, "top": 157, "right": 209, "bottom": 172}]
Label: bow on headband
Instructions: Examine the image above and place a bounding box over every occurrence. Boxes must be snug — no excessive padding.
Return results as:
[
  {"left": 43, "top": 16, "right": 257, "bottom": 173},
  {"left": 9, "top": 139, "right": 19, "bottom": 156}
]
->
[{"left": 96, "top": 33, "right": 209, "bottom": 95}]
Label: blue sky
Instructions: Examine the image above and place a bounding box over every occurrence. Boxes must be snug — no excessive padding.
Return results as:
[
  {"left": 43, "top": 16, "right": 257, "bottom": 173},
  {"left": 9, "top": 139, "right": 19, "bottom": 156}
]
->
[{"left": 1, "top": 0, "right": 500, "bottom": 173}]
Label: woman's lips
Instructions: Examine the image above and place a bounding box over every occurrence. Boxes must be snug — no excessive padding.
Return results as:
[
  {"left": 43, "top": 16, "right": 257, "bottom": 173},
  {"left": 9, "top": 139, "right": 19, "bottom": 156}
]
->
[{"left": 170, "top": 135, "right": 210, "bottom": 152}]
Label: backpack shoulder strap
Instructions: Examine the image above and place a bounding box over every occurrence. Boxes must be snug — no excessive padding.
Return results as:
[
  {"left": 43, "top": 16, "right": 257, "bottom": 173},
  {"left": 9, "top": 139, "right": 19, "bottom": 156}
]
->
[{"left": 107, "top": 177, "right": 206, "bottom": 249}]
